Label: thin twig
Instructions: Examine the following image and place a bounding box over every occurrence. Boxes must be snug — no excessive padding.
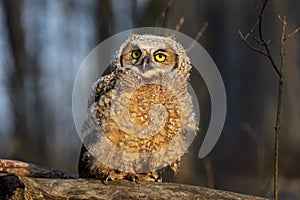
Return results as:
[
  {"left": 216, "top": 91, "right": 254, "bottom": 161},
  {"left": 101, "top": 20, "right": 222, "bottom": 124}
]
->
[
  {"left": 239, "top": 31, "right": 269, "bottom": 56},
  {"left": 194, "top": 22, "right": 209, "bottom": 42},
  {"left": 239, "top": 1, "right": 300, "bottom": 200},
  {"left": 175, "top": 16, "right": 185, "bottom": 31},
  {"left": 244, "top": 19, "right": 259, "bottom": 40},
  {"left": 161, "top": 0, "right": 173, "bottom": 28},
  {"left": 239, "top": 0, "right": 280, "bottom": 75},
  {"left": 272, "top": 15, "right": 287, "bottom": 200},
  {"left": 285, "top": 27, "right": 300, "bottom": 40},
  {"left": 186, "top": 22, "right": 208, "bottom": 52},
  {"left": 258, "top": 0, "right": 281, "bottom": 76},
  {"left": 253, "top": 36, "right": 265, "bottom": 46}
]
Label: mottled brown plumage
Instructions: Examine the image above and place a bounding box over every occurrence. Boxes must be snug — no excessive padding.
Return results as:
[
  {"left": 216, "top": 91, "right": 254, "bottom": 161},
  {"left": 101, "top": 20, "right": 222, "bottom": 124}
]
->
[{"left": 78, "top": 34, "right": 197, "bottom": 182}]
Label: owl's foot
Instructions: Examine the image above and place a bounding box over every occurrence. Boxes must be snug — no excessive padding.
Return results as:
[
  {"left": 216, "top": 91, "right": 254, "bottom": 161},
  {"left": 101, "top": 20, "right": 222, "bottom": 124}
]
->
[
  {"left": 101, "top": 170, "right": 162, "bottom": 183},
  {"left": 100, "top": 170, "right": 140, "bottom": 184},
  {"left": 101, "top": 171, "right": 117, "bottom": 185},
  {"left": 136, "top": 171, "right": 162, "bottom": 182},
  {"left": 149, "top": 174, "right": 162, "bottom": 182},
  {"left": 125, "top": 173, "right": 140, "bottom": 184}
]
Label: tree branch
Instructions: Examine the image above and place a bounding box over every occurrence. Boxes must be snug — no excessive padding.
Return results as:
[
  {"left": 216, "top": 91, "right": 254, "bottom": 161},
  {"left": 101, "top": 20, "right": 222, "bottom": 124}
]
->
[
  {"left": 0, "top": 159, "right": 77, "bottom": 179},
  {"left": 186, "top": 22, "right": 208, "bottom": 52},
  {"left": 239, "top": 1, "right": 300, "bottom": 200},
  {"left": 161, "top": 0, "right": 173, "bottom": 28},
  {"left": 0, "top": 172, "right": 270, "bottom": 200},
  {"left": 239, "top": 31, "right": 269, "bottom": 56},
  {"left": 175, "top": 16, "right": 185, "bottom": 31},
  {"left": 285, "top": 26, "right": 300, "bottom": 40},
  {"left": 239, "top": 0, "right": 280, "bottom": 76}
]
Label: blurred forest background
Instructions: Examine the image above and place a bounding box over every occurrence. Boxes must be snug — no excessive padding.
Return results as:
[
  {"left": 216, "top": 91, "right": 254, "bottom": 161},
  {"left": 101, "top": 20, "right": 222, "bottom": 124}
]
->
[{"left": 0, "top": 0, "right": 299, "bottom": 199}]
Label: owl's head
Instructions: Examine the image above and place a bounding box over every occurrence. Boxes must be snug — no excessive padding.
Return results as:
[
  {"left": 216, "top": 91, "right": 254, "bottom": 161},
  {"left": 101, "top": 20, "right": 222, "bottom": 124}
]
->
[{"left": 116, "top": 34, "right": 191, "bottom": 79}]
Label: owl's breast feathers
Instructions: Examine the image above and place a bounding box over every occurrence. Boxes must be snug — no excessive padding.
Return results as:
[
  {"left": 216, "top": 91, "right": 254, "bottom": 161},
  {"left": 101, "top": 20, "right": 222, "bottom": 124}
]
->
[{"left": 78, "top": 67, "right": 166, "bottom": 181}]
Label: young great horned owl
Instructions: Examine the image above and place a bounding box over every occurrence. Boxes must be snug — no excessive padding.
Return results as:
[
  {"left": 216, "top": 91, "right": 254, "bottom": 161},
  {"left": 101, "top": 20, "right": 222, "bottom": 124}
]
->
[{"left": 78, "top": 34, "right": 198, "bottom": 182}]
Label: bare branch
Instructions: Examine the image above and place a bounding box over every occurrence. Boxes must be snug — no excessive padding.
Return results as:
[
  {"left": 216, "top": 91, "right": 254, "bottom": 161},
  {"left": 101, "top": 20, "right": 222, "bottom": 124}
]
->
[
  {"left": 285, "top": 27, "right": 300, "bottom": 40},
  {"left": 257, "top": 0, "right": 281, "bottom": 76},
  {"left": 278, "top": 15, "right": 287, "bottom": 73},
  {"left": 0, "top": 159, "right": 77, "bottom": 179},
  {"left": 239, "top": 1, "right": 299, "bottom": 200},
  {"left": 271, "top": 15, "right": 287, "bottom": 200},
  {"left": 0, "top": 172, "right": 270, "bottom": 200},
  {"left": 239, "top": 0, "right": 281, "bottom": 76},
  {"left": 239, "top": 31, "right": 269, "bottom": 56},
  {"left": 253, "top": 36, "right": 265, "bottom": 46},
  {"left": 186, "top": 22, "right": 208, "bottom": 52},
  {"left": 194, "top": 22, "right": 209, "bottom": 42},
  {"left": 161, "top": 0, "right": 173, "bottom": 28},
  {"left": 175, "top": 16, "right": 185, "bottom": 31},
  {"left": 257, "top": 0, "right": 268, "bottom": 44},
  {"left": 244, "top": 19, "right": 259, "bottom": 40}
]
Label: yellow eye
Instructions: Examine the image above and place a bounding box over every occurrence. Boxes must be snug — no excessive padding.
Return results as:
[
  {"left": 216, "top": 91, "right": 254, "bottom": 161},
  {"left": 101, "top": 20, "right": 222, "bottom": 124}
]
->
[
  {"left": 131, "top": 50, "right": 141, "bottom": 59},
  {"left": 154, "top": 53, "right": 166, "bottom": 62}
]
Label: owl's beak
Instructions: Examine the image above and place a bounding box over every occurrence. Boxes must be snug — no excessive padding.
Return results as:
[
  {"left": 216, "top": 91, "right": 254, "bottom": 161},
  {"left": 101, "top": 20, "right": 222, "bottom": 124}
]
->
[{"left": 142, "top": 56, "right": 150, "bottom": 72}]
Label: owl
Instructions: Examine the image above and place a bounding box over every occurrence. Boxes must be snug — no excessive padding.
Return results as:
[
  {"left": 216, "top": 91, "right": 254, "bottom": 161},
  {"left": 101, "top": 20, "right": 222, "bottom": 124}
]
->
[{"left": 78, "top": 34, "right": 198, "bottom": 182}]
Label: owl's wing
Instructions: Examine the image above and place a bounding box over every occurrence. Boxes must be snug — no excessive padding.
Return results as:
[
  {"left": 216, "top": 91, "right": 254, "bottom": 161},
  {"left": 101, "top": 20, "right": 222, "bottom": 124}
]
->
[
  {"left": 87, "top": 73, "right": 117, "bottom": 108},
  {"left": 78, "top": 67, "right": 121, "bottom": 178},
  {"left": 82, "top": 65, "right": 121, "bottom": 136}
]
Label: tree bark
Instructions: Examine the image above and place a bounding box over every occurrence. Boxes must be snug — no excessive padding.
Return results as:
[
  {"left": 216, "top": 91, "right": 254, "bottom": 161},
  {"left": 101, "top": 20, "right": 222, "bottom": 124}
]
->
[{"left": 0, "top": 159, "right": 270, "bottom": 200}]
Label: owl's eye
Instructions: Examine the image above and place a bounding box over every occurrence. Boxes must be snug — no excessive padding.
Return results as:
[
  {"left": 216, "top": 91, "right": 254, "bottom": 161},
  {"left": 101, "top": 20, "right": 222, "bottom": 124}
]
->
[
  {"left": 154, "top": 53, "right": 167, "bottom": 62},
  {"left": 131, "top": 50, "right": 141, "bottom": 59}
]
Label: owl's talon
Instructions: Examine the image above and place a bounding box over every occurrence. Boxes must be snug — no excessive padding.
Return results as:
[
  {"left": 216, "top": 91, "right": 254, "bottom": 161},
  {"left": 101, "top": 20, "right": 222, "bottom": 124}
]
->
[
  {"left": 155, "top": 176, "right": 162, "bottom": 182},
  {"left": 101, "top": 172, "right": 115, "bottom": 184},
  {"left": 101, "top": 178, "right": 108, "bottom": 185},
  {"left": 125, "top": 173, "right": 140, "bottom": 184},
  {"left": 134, "top": 177, "right": 140, "bottom": 184}
]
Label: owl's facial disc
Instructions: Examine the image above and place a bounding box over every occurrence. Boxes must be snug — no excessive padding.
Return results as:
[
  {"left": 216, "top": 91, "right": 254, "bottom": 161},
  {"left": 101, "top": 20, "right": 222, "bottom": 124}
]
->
[{"left": 121, "top": 47, "right": 177, "bottom": 78}]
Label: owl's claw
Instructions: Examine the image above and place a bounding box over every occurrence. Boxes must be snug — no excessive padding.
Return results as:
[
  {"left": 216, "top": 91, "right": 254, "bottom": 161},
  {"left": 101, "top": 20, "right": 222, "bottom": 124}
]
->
[
  {"left": 152, "top": 175, "right": 162, "bottom": 182},
  {"left": 101, "top": 179, "right": 108, "bottom": 185},
  {"left": 101, "top": 172, "right": 117, "bottom": 185},
  {"left": 125, "top": 173, "right": 140, "bottom": 184},
  {"left": 133, "top": 177, "right": 140, "bottom": 184},
  {"left": 101, "top": 176, "right": 110, "bottom": 185}
]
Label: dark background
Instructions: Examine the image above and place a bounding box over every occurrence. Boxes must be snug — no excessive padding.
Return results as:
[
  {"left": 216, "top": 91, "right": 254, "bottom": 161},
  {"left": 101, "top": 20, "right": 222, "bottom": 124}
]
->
[{"left": 0, "top": 0, "right": 299, "bottom": 199}]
